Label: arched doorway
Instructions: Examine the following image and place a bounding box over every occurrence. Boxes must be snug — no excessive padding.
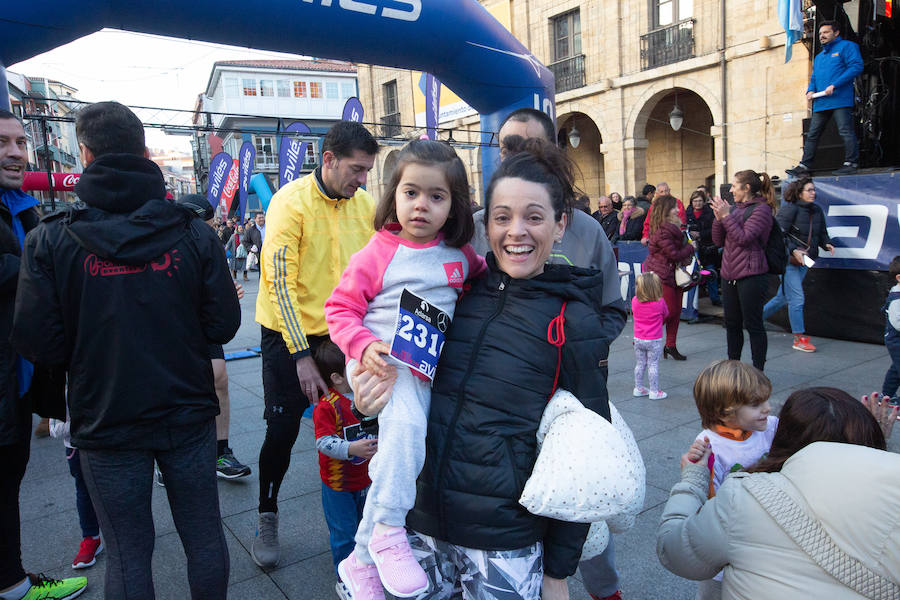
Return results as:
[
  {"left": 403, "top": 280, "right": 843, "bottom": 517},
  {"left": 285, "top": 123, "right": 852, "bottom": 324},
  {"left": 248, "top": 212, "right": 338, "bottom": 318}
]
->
[
  {"left": 641, "top": 89, "right": 715, "bottom": 201},
  {"left": 558, "top": 112, "right": 605, "bottom": 212}
]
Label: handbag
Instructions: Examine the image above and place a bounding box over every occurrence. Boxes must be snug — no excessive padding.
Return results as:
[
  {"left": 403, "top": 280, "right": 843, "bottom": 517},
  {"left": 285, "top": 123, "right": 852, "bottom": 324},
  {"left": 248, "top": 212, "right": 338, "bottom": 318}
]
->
[
  {"left": 235, "top": 243, "right": 248, "bottom": 259},
  {"left": 674, "top": 234, "right": 700, "bottom": 289},
  {"left": 788, "top": 211, "right": 814, "bottom": 266},
  {"left": 518, "top": 389, "right": 646, "bottom": 524}
]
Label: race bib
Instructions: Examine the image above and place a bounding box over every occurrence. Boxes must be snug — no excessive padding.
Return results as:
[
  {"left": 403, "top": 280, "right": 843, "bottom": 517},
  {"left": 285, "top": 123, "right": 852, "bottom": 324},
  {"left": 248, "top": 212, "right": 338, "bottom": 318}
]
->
[
  {"left": 343, "top": 422, "right": 376, "bottom": 465},
  {"left": 389, "top": 289, "right": 450, "bottom": 380}
]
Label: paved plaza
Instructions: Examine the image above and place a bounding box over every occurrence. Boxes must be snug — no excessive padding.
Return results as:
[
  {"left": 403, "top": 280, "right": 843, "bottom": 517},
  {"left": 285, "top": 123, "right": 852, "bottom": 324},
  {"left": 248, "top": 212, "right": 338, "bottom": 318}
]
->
[{"left": 19, "top": 276, "right": 900, "bottom": 599}]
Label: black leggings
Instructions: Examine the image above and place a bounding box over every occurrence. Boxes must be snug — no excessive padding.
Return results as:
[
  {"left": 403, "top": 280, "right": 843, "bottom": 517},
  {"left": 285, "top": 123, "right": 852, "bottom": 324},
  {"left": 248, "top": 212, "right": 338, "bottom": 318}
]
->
[
  {"left": 257, "top": 326, "right": 325, "bottom": 513},
  {"left": 722, "top": 273, "right": 769, "bottom": 371},
  {"left": 0, "top": 436, "right": 30, "bottom": 590}
]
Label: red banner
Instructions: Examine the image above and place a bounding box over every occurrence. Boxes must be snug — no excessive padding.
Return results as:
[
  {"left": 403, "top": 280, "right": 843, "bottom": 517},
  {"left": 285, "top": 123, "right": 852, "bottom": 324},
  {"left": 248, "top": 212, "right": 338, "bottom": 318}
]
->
[
  {"left": 22, "top": 171, "right": 81, "bottom": 191},
  {"left": 220, "top": 159, "right": 239, "bottom": 214}
]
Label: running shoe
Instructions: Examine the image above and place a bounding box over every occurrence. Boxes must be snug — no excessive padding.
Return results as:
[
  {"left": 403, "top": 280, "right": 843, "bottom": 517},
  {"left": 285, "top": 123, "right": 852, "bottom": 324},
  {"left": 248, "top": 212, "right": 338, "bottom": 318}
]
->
[
  {"left": 21, "top": 573, "right": 87, "bottom": 600},
  {"left": 216, "top": 449, "right": 251, "bottom": 479},
  {"left": 367, "top": 526, "right": 427, "bottom": 597},
  {"left": 72, "top": 537, "right": 103, "bottom": 569},
  {"left": 792, "top": 335, "right": 816, "bottom": 353},
  {"left": 337, "top": 552, "right": 385, "bottom": 600},
  {"left": 252, "top": 512, "right": 280, "bottom": 568}
]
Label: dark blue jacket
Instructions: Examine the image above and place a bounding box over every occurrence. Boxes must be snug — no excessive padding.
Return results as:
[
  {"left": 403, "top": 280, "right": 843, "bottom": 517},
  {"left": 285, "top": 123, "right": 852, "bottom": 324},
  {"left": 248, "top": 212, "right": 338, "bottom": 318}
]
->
[{"left": 808, "top": 35, "right": 863, "bottom": 112}]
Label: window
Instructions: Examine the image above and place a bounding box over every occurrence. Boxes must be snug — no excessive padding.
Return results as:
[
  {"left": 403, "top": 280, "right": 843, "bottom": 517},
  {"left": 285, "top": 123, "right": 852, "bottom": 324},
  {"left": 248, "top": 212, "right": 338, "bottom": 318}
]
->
[
  {"left": 224, "top": 78, "right": 239, "bottom": 98},
  {"left": 309, "top": 82, "right": 323, "bottom": 98},
  {"left": 652, "top": 0, "right": 692, "bottom": 28},
  {"left": 254, "top": 135, "right": 276, "bottom": 168},
  {"left": 277, "top": 80, "right": 291, "bottom": 97},
  {"left": 260, "top": 80, "right": 274, "bottom": 97},
  {"left": 326, "top": 82, "right": 339, "bottom": 99},
  {"left": 305, "top": 143, "right": 318, "bottom": 166},
  {"left": 341, "top": 82, "right": 356, "bottom": 99},
  {"left": 293, "top": 81, "right": 307, "bottom": 97},
  {"left": 242, "top": 79, "right": 257, "bottom": 96},
  {"left": 382, "top": 80, "right": 400, "bottom": 137},
  {"left": 551, "top": 10, "right": 581, "bottom": 62},
  {"left": 383, "top": 80, "right": 398, "bottom": 115}
]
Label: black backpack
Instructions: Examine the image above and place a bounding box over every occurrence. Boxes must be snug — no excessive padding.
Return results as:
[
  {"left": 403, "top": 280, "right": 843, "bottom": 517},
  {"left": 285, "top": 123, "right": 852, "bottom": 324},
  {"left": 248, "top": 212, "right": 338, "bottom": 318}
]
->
[{"left": 742, "top": 203, "right": 787, "bottom": 275}]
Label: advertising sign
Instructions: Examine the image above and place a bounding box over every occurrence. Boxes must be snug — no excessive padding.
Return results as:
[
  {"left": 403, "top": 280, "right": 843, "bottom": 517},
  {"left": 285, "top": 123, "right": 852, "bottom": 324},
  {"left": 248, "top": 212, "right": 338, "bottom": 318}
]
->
[{"left": 278, "top": 121, "right": 311, "bottom": 188}]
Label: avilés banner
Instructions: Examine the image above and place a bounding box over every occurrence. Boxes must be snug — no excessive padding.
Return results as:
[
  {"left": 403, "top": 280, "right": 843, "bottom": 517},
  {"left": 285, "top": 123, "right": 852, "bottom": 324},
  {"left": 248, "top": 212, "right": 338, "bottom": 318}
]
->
[
  {"left": 207, "top": 152, "right": 233, "bottom": 210},
  {"left": 278, "top": 121, "right": 310, "bottom": 188},
  {"left": 237, "top": 141, "right": 256, "bottom": 222}
]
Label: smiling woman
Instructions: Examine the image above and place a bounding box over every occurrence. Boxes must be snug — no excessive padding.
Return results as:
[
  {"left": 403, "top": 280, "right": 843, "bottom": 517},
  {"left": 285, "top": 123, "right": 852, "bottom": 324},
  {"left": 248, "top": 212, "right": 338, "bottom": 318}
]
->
[{"left": 350, "top": 138, "right": 628, "bottom": 600}]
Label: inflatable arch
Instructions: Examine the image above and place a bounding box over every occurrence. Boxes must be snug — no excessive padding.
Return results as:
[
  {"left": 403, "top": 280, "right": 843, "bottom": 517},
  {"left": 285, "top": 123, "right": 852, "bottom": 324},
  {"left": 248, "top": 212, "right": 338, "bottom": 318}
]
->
[{"left": 1, "top": 0, "right": 556, "bottom": 188}]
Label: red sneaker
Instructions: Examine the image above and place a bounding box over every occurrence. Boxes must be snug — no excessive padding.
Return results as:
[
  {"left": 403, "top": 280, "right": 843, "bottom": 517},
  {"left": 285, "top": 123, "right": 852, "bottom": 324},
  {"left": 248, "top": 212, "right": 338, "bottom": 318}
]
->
[
  {"left": 792, "top": 335, "right": 816, "bottom": 353},
  {"left": 73, "top": 536, "right": 103, "bottom": 569},
  {"left": 591, "top": 592, "right": 623, "bottom": 600}
]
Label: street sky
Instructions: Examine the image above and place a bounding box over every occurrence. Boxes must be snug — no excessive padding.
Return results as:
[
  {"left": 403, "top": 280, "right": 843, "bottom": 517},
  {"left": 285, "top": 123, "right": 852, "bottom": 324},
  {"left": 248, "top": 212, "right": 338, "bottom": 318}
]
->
[{"left": 11, "top": 29, "right": 310, "bottom": 152}]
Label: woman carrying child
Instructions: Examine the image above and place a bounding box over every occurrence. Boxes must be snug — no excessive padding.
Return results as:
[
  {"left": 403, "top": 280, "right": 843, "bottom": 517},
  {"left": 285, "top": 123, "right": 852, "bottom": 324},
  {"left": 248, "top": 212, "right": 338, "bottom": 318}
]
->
[
  {"left": 657, "top": 387, "right": 899, "bottom": 599},
  {"left": 324, "top": 140, "right": 485, "bottom": 598},
  {"left": 632, "top": 272, "right": 669, "bottom": 400}
]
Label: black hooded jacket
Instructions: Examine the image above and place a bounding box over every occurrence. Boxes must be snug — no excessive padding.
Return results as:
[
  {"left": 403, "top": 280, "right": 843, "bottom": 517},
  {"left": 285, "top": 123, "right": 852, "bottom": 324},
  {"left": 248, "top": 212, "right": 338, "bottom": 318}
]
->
[
  {"left": 11, "top": 154, "right": 241, "bottom": 449},
  {"left": 406, "top": 255, "right": 627, "bottom": 579}
]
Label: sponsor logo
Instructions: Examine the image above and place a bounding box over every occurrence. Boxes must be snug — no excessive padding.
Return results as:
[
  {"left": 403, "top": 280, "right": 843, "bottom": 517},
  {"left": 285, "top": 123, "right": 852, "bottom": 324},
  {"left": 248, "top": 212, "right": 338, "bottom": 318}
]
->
[
  {"left": 222, "top": 163, "right": 239, "bottom": 199},
  {"left": 83, "top": 250, "right": 180, "bottom": 278},
  {"left": 443, "top": 261, "right": 464, "bottom": 288},
  {"left": 62, "top": 173, "right": 79, "bottom": 187},
  {"left": 301, "top": 0, "right": 421, "bottom": 21},
  {"left": 282, "top": 140, "right": 303, "bottom": 183}
]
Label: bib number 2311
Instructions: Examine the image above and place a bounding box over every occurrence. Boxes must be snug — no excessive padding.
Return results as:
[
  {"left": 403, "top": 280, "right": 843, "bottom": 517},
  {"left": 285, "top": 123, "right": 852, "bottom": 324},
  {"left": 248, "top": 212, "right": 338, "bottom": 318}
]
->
[{"left": 389, "top": 289, "right": 450, "bottom": 380}]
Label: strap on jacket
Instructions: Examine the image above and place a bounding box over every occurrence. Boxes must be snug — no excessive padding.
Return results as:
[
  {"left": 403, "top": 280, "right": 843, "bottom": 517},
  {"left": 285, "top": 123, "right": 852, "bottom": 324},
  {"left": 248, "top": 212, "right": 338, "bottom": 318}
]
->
[
  {"left": 744, "top": 475, "right": 900, "bottom": 599},
  {"left": 546, "top": 302, "right": 567, "bottom": 399}
]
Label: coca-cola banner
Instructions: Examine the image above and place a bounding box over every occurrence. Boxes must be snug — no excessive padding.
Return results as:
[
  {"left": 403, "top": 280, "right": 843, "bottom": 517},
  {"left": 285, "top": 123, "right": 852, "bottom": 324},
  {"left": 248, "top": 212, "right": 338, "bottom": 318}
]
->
[
  {"left": 207, "top": 152, "right": 233, "bottom": 209},
  {"left": 220, "top": 158, "right": 239, "bottom": 216},
  {"left": 22, "top": 171, "right": 80, "bottom": 192},
  {"left": 278, "top": 121, "right": 310, "bottom": 189},
  {"left": 237, "top": 141, "right": 255, "bottom": 221}
]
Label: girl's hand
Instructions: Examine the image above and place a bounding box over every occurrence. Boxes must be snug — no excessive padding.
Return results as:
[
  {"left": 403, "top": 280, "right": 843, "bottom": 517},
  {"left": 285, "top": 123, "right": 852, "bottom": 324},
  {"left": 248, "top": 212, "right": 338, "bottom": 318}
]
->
[
  {"left": 826, "top": 243, "right": 835, "bottom": 256},
  {"left": 681, "top": 436, "right": 712, "bottom": 469},
  {"left": 541, "top": 575, "right": 569, "bottom": 600},
  {"left": 361, "top": 340, "right": 391, "bottom": 378},
  {"left": 861, "top": 392, "right": 898, "bottom": 440},
  {"left": 233, "top": 281, "right": 244, "bottom": 299},
  {"left": 710, "top": 196, "right": 731, "bottom": 221},
  {"left": 350, "top": 361, "right": 397, "bottom": 417}
]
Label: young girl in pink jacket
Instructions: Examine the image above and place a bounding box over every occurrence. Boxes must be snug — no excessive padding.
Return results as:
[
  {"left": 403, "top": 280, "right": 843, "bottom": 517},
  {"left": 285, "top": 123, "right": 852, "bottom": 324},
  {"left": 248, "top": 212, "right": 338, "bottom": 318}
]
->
[
  {"left": 632, "top": 272, "right": 669, "bottom": 400},
  {"left": 324, "top": 140, "right": 484, "bottom": 599}
]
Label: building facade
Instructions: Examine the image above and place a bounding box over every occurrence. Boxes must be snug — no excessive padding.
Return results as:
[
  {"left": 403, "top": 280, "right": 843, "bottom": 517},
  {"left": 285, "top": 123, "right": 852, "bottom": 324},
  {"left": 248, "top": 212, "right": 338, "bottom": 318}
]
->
[
  {"left": 193, "top": 59, "right": 358, "bottom": 203},
  {"left": 358, "top": 0, "right": 813, "bottom": 208}
]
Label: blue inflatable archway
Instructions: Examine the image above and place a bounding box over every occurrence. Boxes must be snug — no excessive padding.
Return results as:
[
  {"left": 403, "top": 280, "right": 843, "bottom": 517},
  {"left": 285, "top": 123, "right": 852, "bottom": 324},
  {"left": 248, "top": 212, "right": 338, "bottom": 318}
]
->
[{"left": 1, "top": 0, "right": 556, "bottom": 189}]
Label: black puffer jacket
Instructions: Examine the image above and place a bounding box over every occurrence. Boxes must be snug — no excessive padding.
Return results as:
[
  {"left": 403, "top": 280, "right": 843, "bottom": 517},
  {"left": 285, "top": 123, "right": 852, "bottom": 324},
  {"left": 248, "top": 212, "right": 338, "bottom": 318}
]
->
[
  {"left": 407, "top": 255, "right": 627, "bottom": 579},
  {"left": 11, "top": 154, "right": 241, "bottom": 449},
  {"left": 0, "top": 198, "right": 40, "bottom": 444},
  {"left": 776, "top": 201, "right": 832, "bottom": 259}
]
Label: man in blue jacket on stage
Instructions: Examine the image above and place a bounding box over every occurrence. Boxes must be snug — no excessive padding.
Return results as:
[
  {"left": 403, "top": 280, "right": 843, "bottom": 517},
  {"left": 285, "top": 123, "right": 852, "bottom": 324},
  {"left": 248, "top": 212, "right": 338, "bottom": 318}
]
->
[{"left": 787, "top": 20, "right": 864, "bottom": 177}]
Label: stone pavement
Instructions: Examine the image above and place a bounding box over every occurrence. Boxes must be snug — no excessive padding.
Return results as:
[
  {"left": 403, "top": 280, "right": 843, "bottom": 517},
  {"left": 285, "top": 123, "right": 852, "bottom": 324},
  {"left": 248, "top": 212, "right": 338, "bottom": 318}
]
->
[{"left": 19, "top": 276, "right": 899, "bottom": 599}]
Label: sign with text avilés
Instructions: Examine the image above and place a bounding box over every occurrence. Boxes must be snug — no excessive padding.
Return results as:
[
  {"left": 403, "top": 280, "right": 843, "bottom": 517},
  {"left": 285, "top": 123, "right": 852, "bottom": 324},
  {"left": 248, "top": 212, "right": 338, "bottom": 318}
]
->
[
  {"left": 237, "top": 141, "right": 255, "bottom": 221},
  {"left": 207, "top": 152, "right": 233, "bottom": 209},
  {"left": 278, "top": 121, "right": 310, "bottom": 189},
  {"left": 424, "top": 73, "right": 441, "bottom": 140}
]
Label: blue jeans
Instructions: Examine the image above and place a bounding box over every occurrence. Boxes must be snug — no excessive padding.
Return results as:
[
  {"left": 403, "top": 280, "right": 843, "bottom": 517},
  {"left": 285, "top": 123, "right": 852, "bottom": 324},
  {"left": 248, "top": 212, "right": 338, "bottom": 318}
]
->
[
  {"left": 763, "top": 264, "right": 808, "bottom": 333},
  {"left": 321, "top": 482, "right": 366, "bottom": 574},
  {"left": 801, "top": 107, "right": 859, "bottom": 165},
  {"left": 66, "top": 448, "right": 100, "bottom": 538},
  {"left": 882, "top": 342, "right": 900, "bottom": 398}
]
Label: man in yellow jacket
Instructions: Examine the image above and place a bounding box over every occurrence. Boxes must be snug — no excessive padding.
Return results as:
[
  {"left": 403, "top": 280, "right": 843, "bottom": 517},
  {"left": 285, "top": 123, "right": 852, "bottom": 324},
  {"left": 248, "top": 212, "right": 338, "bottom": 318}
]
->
[{"left": 252, "top": 121, "right": 378, "bottom": 568}]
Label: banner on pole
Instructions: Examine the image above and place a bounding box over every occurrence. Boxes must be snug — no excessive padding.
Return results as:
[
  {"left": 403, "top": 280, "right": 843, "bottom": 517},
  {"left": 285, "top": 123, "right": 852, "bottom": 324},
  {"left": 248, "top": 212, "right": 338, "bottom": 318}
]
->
[
  {"left": 207, "top": 152, "right": 233, "bottom": 209},
  {"left": 278, "top": 121, "right": 310, "bottom": 188},
  {"left": 424, "top": 73, "right": 441, "bottom": 140},
  {"left": 342, "top": 97, "right": 364, "bottom": 123},
  {"left": 238, "top": 141, "right": 256, "bottom": 221}
]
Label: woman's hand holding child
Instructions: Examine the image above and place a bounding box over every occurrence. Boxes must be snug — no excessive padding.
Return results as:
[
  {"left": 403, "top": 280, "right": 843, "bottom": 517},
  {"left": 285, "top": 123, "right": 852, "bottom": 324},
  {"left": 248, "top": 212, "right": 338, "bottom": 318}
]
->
[{"left": 361, "top": 340, "right": 392, "bottom": 378}]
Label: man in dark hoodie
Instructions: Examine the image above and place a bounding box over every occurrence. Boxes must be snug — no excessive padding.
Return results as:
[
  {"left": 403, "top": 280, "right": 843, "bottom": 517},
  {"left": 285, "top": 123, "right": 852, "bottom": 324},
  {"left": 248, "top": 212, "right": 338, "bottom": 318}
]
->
[{"left": 11, "top": 102, "right": 240, "bottom": 599}]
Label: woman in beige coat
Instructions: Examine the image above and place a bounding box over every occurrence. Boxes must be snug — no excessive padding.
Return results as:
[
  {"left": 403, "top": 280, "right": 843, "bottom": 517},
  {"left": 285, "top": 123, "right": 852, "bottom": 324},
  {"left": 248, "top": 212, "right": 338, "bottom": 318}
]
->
[{"left": 657, "top": 388, "right": 899, "bottom": 600}]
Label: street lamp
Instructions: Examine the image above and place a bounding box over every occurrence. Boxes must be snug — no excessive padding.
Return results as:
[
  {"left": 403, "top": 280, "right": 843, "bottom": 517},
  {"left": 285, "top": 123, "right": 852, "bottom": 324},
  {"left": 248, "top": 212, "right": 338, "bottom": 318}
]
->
[
  {"left": 669, "top": 96, "right": 684, "bottom": 132},
  {"left": 568, "top": 124, "right": 581, "bottom": 148}
]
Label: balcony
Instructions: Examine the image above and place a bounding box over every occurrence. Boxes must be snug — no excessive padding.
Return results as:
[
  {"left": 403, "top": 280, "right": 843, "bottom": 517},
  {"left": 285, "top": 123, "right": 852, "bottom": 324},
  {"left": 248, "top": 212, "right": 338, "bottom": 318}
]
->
[
  {"left": 380, "top": 112, "right": 401, "bottom": 138},
  {"left": 548, "top": 54, "right": 586, "bottom": 94},
  {"left": 641, "top": 19, "right": 695, "bottom": 71},
  {"left": 255, "top": 152, "right": 317, "bottom": 172}
]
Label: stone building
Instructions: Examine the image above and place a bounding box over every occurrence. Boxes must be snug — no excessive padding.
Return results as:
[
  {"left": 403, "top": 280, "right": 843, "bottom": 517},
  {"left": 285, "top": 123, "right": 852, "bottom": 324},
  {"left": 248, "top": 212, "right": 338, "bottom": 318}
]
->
[{"left": 357, "top": 0, "right": 812, "bottom": 208}]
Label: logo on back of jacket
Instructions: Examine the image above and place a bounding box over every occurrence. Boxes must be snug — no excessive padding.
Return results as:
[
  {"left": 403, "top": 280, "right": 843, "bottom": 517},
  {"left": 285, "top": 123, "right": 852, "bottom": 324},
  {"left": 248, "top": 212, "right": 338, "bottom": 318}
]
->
[{"left": 83, "top": 250, "right": 181, "bottom": 278}]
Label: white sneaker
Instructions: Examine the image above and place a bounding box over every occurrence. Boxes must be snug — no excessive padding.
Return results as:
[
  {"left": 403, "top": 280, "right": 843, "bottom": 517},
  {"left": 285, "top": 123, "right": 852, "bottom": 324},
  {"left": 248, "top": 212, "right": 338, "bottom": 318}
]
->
[
  {"left": 649, "top": 390, "right": 668, "bottom": 400},
  {"left": 335, "top": 580, "right": 351, "bottom": 600},
  {"left": 633, "top": 386, "right": 650, "bottom": 397}
]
